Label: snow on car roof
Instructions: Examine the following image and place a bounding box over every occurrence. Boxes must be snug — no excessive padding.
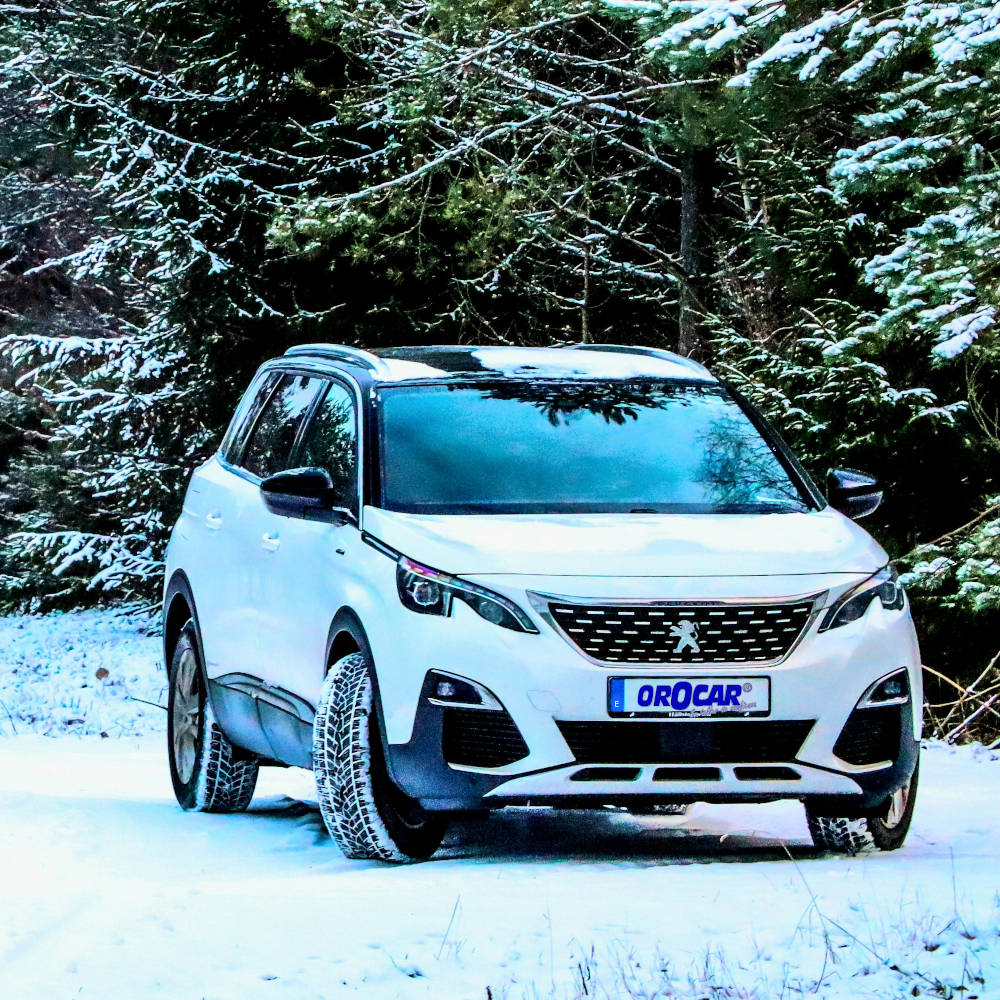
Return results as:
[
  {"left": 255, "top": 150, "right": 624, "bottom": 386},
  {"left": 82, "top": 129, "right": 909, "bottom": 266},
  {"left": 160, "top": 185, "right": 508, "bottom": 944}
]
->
[
  {"left": 369, "top": 344, "right": 716, "bottom": 383},
  {"left": 283, "top": 343, "right": 716, "bottom": 383}
]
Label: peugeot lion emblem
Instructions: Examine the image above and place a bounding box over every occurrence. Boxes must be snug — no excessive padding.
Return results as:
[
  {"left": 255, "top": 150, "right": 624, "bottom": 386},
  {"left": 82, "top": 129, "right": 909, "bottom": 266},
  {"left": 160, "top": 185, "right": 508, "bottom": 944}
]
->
[{"left": 669, "top": 620, "right": 700, "bottom": 655}]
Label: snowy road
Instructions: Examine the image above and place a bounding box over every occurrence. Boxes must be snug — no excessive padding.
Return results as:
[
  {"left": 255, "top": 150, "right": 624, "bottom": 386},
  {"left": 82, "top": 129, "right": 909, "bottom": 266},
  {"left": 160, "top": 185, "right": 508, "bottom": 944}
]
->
[
  {"left": 1, "top": 736, "right": 998, "bottom": 999},
  {"left": 1, "top": 612, "right": 998, "bottom": 997}
]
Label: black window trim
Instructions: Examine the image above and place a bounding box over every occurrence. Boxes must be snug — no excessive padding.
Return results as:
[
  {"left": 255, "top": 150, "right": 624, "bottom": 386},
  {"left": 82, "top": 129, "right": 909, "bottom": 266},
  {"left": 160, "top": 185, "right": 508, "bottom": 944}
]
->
[
  {"left": 289, "top": 374, "right": 362, "bottom": 517},
  {"left": 216, "top": 363, "right": 368, "bottom": 523},
  {"left": 226, "top": 369, "right": 320, "bottom": 481}
]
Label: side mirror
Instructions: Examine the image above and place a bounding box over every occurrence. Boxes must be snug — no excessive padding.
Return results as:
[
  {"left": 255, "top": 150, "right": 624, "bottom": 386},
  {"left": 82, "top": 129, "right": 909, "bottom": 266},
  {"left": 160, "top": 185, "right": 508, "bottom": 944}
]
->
[
  {"left": 827, "top": 468, "right": 882, "bottom": 519},
  {"left": 260, "top": 467, "right": 355, "bottom": 523}
]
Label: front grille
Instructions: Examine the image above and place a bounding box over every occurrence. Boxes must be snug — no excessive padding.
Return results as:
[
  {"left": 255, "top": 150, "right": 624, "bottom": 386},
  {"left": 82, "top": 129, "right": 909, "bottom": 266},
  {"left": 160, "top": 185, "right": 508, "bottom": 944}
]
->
[
  {"left": 556, "top": 719, "right": 814, "bottom": 764},
  {"left": 833, "top": 706, "right": 902, "bottom": 766},
  {"left": 548, "top": 599, "right": 815, "bottom": 664},
  {"left": 442, "top": 708, "right": 529, "bottom": 768}
]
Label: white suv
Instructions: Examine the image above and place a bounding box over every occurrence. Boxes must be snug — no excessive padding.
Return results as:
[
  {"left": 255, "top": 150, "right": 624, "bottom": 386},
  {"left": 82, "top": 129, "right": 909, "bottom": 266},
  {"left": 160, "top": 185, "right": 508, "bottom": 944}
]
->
[{"left": 163, "top": 343, "right": 921, "bottom": 861}]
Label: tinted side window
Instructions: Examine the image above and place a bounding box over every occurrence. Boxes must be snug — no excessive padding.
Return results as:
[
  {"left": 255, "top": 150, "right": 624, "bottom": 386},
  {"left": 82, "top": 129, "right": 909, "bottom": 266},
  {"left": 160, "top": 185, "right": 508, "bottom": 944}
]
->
[
  {"left": 220, "top": 371, "right": 280, "bottom": 465},
  {"left": 242, "top": 374, "right": 323, "bottom": 479},
  {"left": 299, "top": 381, "right": 358, "bottom": 512}
]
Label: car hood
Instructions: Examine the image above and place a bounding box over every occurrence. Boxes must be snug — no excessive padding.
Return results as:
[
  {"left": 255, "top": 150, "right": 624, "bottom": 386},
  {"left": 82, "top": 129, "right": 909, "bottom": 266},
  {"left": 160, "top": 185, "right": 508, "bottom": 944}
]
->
[{"left": 362, "top": 507, "right": 888, "bottom": 579}]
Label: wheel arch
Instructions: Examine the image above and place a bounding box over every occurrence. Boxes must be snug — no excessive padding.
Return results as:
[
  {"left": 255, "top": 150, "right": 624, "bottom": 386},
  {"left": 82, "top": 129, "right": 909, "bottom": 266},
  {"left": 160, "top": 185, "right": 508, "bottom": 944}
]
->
[
  {"left": 325, "top": 607, "right": 372, "bottom": 674},
  {"left": 324, "top": 607, "right": 403, "bottom": 783},
  {"left": 163, "top": 570, "right": 207, "bottom": 685}
]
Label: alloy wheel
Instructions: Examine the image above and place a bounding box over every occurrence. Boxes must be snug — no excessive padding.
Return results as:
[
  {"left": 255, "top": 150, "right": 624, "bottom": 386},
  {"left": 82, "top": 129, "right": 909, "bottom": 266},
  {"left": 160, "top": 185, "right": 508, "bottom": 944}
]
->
[
  {"left": 882, "top": 777, "right": 911, "bottom": 829},
  {"left": 171, "top": 647, "right": 201, "bottom": 784}
]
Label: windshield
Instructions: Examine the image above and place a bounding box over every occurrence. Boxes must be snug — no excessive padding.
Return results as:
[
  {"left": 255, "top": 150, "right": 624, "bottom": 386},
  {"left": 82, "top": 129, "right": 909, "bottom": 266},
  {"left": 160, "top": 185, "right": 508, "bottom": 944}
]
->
[{"left": 377, "top": 380, "right": 813, "bottom": 515}]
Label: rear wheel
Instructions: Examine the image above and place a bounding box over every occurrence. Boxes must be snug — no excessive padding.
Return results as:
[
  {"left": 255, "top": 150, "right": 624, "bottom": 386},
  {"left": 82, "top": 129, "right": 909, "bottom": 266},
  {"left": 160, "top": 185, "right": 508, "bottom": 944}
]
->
[
  {"left": 313, "top": 652, "right": 447, "bottom": 862},
  {"left": 806, "top": 759, "right": 918, "bottom": 855},
  {"left": 168, "top": 620, "right": 258, "bottom": 812}
]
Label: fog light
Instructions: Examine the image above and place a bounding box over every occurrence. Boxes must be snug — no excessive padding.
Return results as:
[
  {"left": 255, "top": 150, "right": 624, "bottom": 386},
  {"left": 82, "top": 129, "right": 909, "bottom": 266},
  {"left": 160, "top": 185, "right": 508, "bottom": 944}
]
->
[
  {"left": 435, "top": 680, "right": 457, "bottom": 699},
  {"left": 426, "top": 671, "right": 502, "bottom": 711},
  {"left": 859, "top": 669, "right": 910, "bottom": 708}
]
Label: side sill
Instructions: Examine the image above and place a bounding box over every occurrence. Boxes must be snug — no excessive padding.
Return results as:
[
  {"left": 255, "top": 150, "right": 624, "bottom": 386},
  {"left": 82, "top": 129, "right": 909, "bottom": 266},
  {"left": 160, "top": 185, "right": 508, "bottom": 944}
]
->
[{"left": 209, "top": 673, "right": 315, "bottom": 769}]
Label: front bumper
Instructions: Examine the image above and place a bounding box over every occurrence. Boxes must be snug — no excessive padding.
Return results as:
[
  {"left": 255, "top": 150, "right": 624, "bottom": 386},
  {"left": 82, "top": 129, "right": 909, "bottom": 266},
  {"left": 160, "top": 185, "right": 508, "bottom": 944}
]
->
[
  {"left": 372, "top": 573, "right": 922, "bottom": 815},
  {"left": 387, "top": 682, "right": 919, "bottom": 814}
]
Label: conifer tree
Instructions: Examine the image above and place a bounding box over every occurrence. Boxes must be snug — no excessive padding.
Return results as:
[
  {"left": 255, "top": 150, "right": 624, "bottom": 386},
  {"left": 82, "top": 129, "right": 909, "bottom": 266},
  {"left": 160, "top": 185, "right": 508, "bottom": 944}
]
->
[{"left": 2, "top": 0, "right": 999, "bottom": 693}]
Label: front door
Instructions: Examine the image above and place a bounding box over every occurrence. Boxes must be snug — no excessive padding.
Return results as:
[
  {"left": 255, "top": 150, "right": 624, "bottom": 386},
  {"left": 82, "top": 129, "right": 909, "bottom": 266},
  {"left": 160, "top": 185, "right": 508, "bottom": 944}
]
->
[{"left": 258, "top": 378, "right": 362, "bottom": 705}]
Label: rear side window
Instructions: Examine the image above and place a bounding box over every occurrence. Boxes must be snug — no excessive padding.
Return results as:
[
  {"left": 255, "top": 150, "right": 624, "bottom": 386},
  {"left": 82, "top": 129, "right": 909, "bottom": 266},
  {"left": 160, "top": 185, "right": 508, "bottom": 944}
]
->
[
  {"left": 241, "top": 374, "right": 324, "bottom": 479},
  {"left": 298, "top": 381, "right": 359, "bottom": 512},
  {"left": 220, "top": 371, "right": 281, "bottom": 466}
]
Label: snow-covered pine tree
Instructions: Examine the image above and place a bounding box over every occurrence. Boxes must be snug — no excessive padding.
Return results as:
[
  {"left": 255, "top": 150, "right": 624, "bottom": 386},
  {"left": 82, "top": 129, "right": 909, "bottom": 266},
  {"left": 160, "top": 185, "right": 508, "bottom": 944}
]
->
[
  {"left": 742, "top": 2, "right": 1000, "bottom": 666},
  {"left": 604, "top": 0, "right": 1000, "bottom": 679},
  {"left": 0, "top": 3, "right": 130, "bottom": 607},
  {"left": 271, "top": 0, "right": 690, "bottom": 347},
  {"left": 826, "top": 4, "right": 1000, "bottom": 632},
  {"left": 0, "top": 0, "right": 345, "bottom": 606}
]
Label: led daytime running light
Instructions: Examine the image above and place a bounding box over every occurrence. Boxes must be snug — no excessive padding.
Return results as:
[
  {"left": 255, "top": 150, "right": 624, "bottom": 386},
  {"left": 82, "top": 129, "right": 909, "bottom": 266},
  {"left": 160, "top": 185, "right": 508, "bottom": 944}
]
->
[
  {"left": 396, "top": 556, "right": 538, "bottom": 633},
  {"left": 819, "top": 565, "right": 905, "bottom": 632}
]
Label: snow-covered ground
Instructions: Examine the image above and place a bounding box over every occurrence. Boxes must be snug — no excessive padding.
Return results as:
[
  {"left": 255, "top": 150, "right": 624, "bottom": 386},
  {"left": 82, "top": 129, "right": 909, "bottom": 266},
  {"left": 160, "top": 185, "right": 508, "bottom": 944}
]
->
[
  {"left": 0, "top": 609, "right": 163, "bottom": 738},
  {"left": 1, "top": 611, "right": 998, "bottom": 999}
]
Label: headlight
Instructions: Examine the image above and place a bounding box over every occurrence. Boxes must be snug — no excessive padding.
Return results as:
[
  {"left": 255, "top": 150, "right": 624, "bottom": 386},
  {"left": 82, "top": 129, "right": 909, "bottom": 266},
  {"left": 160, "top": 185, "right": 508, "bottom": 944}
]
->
[
  {"left": 819, "top": 565, "right": 905, "bottom": 632},
  {"left": 396, "top": 556, "right": 538, "bottom": 633}
]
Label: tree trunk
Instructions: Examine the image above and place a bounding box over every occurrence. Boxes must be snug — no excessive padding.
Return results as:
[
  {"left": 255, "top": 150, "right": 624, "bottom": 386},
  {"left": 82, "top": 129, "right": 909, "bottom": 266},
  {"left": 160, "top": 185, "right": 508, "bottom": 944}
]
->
[{"left": 678, "top": 145, "right": 715, "bottom": 359}]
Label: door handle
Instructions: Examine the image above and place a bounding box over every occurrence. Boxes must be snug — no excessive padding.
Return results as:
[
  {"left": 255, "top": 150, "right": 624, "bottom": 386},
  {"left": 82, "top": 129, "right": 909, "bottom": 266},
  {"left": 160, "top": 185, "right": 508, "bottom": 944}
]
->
[
  {"left": 205, "top": 512, "right": 223, "bottom": 531},
  {"left": 261, "top": 532, "right": 280, "bottom": 553}
]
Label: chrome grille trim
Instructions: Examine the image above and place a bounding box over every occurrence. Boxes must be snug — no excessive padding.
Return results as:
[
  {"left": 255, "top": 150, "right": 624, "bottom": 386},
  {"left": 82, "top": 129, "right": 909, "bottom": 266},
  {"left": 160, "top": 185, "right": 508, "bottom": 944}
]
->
[{"left": 527, "top": 590, "right": 827, "bottom": 667}]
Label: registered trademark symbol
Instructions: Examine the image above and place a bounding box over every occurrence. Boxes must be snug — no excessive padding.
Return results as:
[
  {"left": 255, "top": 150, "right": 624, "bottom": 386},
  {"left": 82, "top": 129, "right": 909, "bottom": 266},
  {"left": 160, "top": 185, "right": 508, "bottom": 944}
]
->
[{"left": 742, "top": 682, "right": 752, "bottom": 693}]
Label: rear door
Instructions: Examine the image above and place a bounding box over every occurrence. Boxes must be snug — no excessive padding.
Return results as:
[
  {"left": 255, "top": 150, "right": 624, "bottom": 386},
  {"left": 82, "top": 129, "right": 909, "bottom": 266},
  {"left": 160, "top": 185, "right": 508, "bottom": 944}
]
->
[{"left": 188, "top": 369, "right": 280, "bottom": 676}]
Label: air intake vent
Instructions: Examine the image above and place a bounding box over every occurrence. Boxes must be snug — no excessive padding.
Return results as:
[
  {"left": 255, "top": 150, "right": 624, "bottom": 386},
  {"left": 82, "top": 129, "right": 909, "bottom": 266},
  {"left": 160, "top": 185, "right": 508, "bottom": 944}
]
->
[
  {"left": 834, "top": 705, "right": 902, "bottom": 766},
  {"left": 442, "top": 708, "right": 529, "bottom": 768},
  {"left": 734, "top": 766, "right": 800, "bottom": 781},
  {"left": 556, "top": 719, "right": 814, "bottom": 764},
  {"left": 547, "top": 599, "right": 816, "bottom": 664}
]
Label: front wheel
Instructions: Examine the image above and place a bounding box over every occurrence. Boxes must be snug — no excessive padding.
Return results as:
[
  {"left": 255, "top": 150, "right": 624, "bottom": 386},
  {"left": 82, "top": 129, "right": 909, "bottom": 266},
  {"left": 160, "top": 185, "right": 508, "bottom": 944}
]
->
[
  {"left": 806, "top": 759, "right": 919, "bottom": 855},
  {"left": 313, "top": 652, "right": 447, "bottom": 862}
]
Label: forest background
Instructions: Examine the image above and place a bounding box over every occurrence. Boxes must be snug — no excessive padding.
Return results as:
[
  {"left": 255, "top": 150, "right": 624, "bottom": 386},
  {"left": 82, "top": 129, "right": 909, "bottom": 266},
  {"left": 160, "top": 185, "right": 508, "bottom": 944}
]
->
[{"left": 2, "top": 0, "right": 999, "bottom": 739}]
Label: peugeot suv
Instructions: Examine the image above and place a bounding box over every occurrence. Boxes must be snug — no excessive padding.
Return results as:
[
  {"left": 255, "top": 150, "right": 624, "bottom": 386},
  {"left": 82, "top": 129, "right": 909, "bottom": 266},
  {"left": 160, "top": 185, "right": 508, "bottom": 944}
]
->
[{"left": 163, "top": 343, "right": 921, "bottom": 861}]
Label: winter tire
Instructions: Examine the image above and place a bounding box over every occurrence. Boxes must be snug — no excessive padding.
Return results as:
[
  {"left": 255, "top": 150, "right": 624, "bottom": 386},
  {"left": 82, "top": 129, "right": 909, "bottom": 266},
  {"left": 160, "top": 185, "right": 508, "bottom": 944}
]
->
[
  {"left": 628, "top": 804, "right": 690, "bottom": 816},
  {"left": 313, "top": 652, "right": 447, "bottom": 862},
  {"left": 806, "top": 758, "right": 918, "bottom": 855},
  {"left": 168, "top": 620, "right": 259, "bottom": 812}
]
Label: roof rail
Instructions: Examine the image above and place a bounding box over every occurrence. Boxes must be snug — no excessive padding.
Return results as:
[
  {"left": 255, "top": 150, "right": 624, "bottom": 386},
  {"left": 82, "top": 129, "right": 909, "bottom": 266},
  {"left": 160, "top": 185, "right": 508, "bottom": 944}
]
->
[
  {"left": 563, "top": 342, "right": 712, "bottom": 377},
  {"left": 284, "top": 343, "right": 391, "bottom": 378}
]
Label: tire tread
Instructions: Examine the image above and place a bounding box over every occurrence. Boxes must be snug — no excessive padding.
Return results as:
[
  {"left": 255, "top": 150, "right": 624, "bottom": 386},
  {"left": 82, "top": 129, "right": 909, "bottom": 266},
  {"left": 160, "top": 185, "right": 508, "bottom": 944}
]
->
[
  {"left": 806, "top": 814, "right": 877, "bottom": 855},
  {"left": 169, "top": 622, "right": 258, "bottom": 814},
  {"left": 806, "top": 759, "right": 918, "bottom": 855},
  {"left": 314, "top": 652, "right": 443, "bottom": 862},
  {"left": 194, "top": 691, "right": 259, "bottom": 813}
]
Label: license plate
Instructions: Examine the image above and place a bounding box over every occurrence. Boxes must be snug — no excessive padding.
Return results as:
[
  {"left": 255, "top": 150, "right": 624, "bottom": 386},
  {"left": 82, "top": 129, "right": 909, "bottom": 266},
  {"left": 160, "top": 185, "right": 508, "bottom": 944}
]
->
[{"left": 608, "top": 676, "right": 770, "bottom": 718}]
